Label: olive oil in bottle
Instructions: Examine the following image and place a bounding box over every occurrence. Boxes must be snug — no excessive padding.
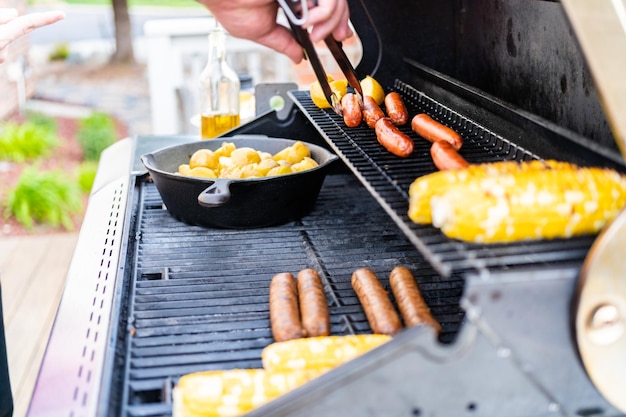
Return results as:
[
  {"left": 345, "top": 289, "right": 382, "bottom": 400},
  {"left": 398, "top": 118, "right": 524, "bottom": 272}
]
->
[
  {"left": 200, "top": 113, "right": 240, "bottom": 139},
  {"left": 199, "top": 22, "right": 240, "bottom": 139}
]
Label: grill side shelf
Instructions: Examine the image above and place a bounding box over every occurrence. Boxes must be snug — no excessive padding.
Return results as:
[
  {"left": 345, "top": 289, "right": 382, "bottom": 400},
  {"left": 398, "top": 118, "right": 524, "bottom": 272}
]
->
[{"left": 288, "top": 83, "right": 596, "bottom": 277}]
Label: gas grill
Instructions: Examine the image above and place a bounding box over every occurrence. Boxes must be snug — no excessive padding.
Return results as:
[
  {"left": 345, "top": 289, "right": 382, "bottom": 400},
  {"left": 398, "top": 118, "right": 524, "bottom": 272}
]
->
[{"left": 27, "top": 1, "right": 626, "bottom": 417}]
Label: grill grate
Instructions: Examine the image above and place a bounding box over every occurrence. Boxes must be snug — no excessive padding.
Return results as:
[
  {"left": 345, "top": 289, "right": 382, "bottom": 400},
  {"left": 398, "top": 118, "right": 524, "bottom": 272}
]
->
[
  {"left": 118, "top": 174, "right": 465, "bottom": 417},
  {"left": 289, "top": 82, "right": 598, "bottom": 277}
]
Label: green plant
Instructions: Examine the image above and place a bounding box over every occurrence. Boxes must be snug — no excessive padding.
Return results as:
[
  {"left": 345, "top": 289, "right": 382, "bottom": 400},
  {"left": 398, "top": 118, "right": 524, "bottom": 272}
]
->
[
  {"left": 24, "top": 111, "right": 58, "bottom": 134},
  {"left": 3, "top": 166, "right": 83, "bottom": 231},
  {"left": 48, "top": 43, "right": 70, "bottom": 61},
  {"left": 77, "top": 112, "right": 117, "bottom": 161},
  {"left": 0, "top": 121, "right": 58, "bottom": 162},
  {"left": 76, "top": 161, "right": 99, "bottom": 193}
]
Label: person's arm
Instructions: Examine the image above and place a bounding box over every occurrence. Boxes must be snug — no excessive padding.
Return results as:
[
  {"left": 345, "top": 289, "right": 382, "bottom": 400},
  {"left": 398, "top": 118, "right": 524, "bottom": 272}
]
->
[
  {"left": 196, "top": 0, "right": 352, "bottom": 63},
  {"left": 0, "top": 8, "right": 65, "bottom": 64}
]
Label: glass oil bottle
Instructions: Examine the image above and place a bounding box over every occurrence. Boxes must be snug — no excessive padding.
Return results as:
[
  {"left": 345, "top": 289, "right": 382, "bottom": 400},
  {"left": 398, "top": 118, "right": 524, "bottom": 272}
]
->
[{"left": 199, "top": 22, "right": 240, "bottom": 139}]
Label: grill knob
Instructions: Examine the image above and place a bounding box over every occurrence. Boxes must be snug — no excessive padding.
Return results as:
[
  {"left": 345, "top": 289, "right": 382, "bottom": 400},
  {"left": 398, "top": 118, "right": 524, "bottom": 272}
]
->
[{"left": 576, "top": 208, "right": 626, "bottom": 413}]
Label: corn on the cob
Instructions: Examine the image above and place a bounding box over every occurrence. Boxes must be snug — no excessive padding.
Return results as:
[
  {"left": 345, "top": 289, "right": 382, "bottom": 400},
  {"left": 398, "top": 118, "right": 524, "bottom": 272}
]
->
[
  {"left": 408, "top": 160, "right": 626, "bottom": 243},
  {"left": 408, "top": 160, "right": 576, "bottom": 224},
  {"left": 261, "top": 334, "right": 392, "bottom": 373},
  {"left": 173, "top": 368, "right": 323, "bottom": 417},
  {"left": 173, "top": 335, "right": 391, "bottom": 417}
]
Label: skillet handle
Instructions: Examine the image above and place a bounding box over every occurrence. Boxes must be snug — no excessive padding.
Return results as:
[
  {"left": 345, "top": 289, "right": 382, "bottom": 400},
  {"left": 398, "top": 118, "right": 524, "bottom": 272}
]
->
[{"left": 198, "top": 179, "right": 232, "bottom": 207}]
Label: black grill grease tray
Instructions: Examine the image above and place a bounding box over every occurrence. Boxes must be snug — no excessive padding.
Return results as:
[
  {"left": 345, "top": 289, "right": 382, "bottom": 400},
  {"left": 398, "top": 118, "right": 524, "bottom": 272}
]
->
[
  {"left": 118, "top": 174, "right": 465, "bottom": 417},
  {"left": 288, "top": 81, "right": 612, "bottom": 278}
]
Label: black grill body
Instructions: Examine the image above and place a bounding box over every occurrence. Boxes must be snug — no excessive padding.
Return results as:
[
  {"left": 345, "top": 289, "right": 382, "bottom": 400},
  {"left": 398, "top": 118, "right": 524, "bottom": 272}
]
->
[
  {"left": 114, "top": 172, "right": 465, "bottom": 417},
  {"left": 28, "top": 1, "right": 626, "bottom": 417}
]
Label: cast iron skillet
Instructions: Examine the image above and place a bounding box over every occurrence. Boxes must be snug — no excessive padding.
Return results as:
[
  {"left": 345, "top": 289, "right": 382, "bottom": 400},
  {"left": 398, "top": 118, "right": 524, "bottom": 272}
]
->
[{"left": 141, "top": 135, "right": 338, "bottom": 229}]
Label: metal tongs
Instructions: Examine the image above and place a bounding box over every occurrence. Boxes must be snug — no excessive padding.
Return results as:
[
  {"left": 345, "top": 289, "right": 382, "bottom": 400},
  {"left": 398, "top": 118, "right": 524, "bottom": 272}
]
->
[{"left": 277, "top": 0, "right": 363, "bottom": 115}]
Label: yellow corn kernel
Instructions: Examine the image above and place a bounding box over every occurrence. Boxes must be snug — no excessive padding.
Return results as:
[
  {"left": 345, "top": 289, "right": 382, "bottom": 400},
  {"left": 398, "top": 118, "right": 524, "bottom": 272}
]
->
[
  {"left": 428, "top": 162, "right": 626, "bottom": 243},
  {"left": 261, "top": 334, "right": 391, "bottom": 373},
  {"left": 408, "top": 160, "right": 576, "bottom": 224},
  {"left": 173, "top": 369, "right": 322, "bottom": 417}
]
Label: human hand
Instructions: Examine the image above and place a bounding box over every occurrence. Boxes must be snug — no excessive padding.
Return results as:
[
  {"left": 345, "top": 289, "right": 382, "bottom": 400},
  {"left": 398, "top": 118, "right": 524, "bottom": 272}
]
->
[
  {"left": 0, "top": 8, "right": 66, "bottom": 64},
  {"left": 196, "top": 0, "right": 352, "bottom": 64}
]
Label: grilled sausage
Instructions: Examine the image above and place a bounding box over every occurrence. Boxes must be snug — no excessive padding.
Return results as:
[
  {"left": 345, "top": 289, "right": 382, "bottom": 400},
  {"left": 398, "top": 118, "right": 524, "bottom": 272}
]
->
[
  {"left": 297, "top": 269, "right": 330, "bottom": 337},
  {"left": 362, "top": 95, "right": 385, "bottom": 128},
  {"left": 389, "top": 266, "right": 441, "bottom": 335},
  {"left": 351, "top": 268, "right": 403, "bottom": 335},
  {"left": 411, "top": 113, "right": 463, "bottom": 151},
  {"left": 430, "top": 140, "right": 470, "bottom": 171},
  {"left": 341, "top": 92, "right": 362, "bottom": 128},
  {"left": 374, "top": 117, "right": 414, "bottom": 158},
  {"left": 384, "top": 92, "right": 409, "bottom": 126},
  {"left": 269, "top": 272, "right": 303, "bottom": 342}
]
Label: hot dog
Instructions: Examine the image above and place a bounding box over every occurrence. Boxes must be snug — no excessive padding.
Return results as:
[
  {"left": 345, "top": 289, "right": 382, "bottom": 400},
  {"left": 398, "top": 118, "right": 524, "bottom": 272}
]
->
[
  {"left": 351, "top": 268, "right": 403, "bottom": 335},
  {"left": 389, "top": 266, "right": 441, "bottom": 335},
  {"left": 362, "top": 95, "right": 385, "bottom": 128},
  {"left": 269, "top": 272, "right": 303, "bottom": 342},
  {"left": 411, "top": 113, "right": 463, "bottom": 151},
  {"left": 384, "top": 92, "right": 409, "bottom": 126},
  {"left": 430, "top": 140, "right": 470, "bottom": 170},
  {"left": 297, "top": 269, "right": 330, "bottom": 337},
  {"left": 341, "top": 92, "right": 362, "bottom": 128},
  {"left": 374, "top": 117, "right": 414, "bottom": 158}
]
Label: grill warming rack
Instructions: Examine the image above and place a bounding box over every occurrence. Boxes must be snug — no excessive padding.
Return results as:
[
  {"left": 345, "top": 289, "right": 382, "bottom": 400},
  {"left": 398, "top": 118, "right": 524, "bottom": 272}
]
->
[{"left": 289, "top": 81, "right": 603, "bottom": 278}]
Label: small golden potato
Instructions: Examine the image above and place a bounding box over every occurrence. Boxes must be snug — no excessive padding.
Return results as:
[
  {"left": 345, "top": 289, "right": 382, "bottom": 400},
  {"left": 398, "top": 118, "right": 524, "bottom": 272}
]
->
[
  {"left": 187, "top": 166, "right": 217, "bottom": 178},
  {"left": 240, "top": 163, "right": 261, "bottom": 178},
  {"left": 178, "top": 164, "right": 191, "bottom": 175},
  {"left": 256, "top": 158, "right": 279, "bottom": 176},
  {"left": 267, "top": 165, "right": 293, "bottom": 177},
  {"left": 292, "top": 157, "right": 319, "bottom": 172},
  {"left": 231, "top": 147, "right": 262, "bottom": 167},
  {"left": 177, "top": 142, "right": 318, "bottom": 179},
  {"left": 220, "top": 166, "right": 244, "bottom": 179},
  {"left": 189, "top": 149, "right": 218, "bottom": 170},
  {"left": 291, "top": 141, "right": 311, "bottom": 160},
  {"left": 214, "top": 142, "right": 236, "bottom": 158},
  {"left": 219, "top": 156, "right": 234, "bottom": 169},
  {"left": 273, "top": 141, "right": 311, "bottom": 165}
]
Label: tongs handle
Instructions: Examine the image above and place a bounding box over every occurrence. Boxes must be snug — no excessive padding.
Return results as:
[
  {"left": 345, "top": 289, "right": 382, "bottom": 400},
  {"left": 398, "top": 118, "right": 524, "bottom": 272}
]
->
[
  {"left": 276, "top": 0, "right": 309, "bottom": 26},
  {"left": 324, "top": 37, "right": 363, "bottom": 98},
  {"left": 277, "top": 0, "right": 362, "bottom": 115}
]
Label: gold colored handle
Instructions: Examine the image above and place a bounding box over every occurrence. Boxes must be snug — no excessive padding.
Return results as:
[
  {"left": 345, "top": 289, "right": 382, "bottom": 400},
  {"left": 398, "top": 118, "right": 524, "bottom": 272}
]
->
[{"left": 561, "top": 0, "right": 626, "bottom": 162}]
